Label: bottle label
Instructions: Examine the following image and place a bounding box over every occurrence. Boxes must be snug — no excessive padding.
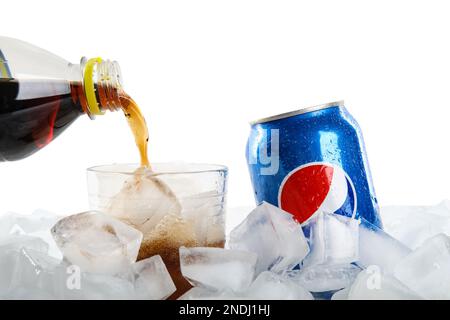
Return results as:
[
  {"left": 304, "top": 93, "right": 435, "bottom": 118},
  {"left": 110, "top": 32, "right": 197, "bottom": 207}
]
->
[{"left": 0, "top": 50, "right": 12, "bottom": 78}]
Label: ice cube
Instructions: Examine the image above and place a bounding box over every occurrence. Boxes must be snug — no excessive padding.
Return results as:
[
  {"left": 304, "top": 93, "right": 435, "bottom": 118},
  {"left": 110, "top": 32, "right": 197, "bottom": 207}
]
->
[
  {"left": 244, "top": 271, "right": 314, "bottom": 300},
  {"left": 302, "top": 212, "right": 359, "bottom": 267},
  {"left": 0, "top": 250, "right": 20, "bottom": 297},
  {"left": 228, "top": 202, "right": 309, "bottom": 274},
  {"left": 381, "top": 204, "right": 450, "bottom": 250},
  {"left": 357, "top": 218, "right": 411, "bottom": 274},
  {"left": 138, "top": 213, "right": 198, "bottom": 261},
  {"left": 8, "top": 248, "right": 61, "bottom": 299},
  {"left": 0, "top": 245, "right": 62, "bottom": 299},
  {"left": 178, "top": 287, "right": 216, "bottom": 300},
  {"left": 29, "top": 210, "right": 62, "bottom": 259},
  {"left": 48, "top": 260, "right": 135, "bottom": 300},
  {"left": 331, "top": 287, "right": 350, "bottom": 300},
  {"left": 0, "top": 210, "right": 61, "bottom": 259},
  {"left": 6, "top": 287, "right": 56, "bottom": 300},
  {"left": 180, "top": 246, "right": 257, "bottom": 292},
  {"left": 286, "top": 264, "right": 361, "bottom": 292},
  {"left": 22, "top": 209, "right": 60, "bottom": 233},
  {"left": 394, "top": 233, "right": 450, "bottom": 300},
  {"left": 51, "top": 211, "right": 143, "bottom": 275},
  {"left": 12, "top": 248, "right": 59, "bottom": 285},
  {"left": 178, "top": 287, "right": 240, "bottom": 300},
  {"left": 106, "top": 173, "right": 182, "bottom": 235},
  {"left": 181, "top": 191, "right": 226, "bottom": 246},
  {"left": 130, "top": 255, "right": 176, "bottom": 300},
  {"left": 77, "top": 273, "right": 135, "bottom": 300},
  {"left": 0, "top": 212, "right": 23, "bottom": 237},
  {"left": 0, "top": 235, "right": 49, "bottom": 254},
  {"left": 0, "top": 210, "right": 59, "bottom": 236},
  {"left": 429, "top": 200, "right": 450, "bottom": 217},
  {"left": 348, "top": 268, "right": 421, "bottom": 300}
]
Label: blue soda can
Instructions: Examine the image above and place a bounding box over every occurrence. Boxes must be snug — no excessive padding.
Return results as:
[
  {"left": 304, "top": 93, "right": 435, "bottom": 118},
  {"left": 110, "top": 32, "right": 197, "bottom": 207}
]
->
[{"left": 246, "top": 100, "right": 382, "bottom": 228}]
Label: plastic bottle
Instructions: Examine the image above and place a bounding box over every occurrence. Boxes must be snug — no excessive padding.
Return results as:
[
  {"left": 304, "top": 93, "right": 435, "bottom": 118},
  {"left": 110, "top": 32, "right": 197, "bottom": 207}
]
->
[{"left": 0, "top": 36, "right": 125, "bottom": 161}]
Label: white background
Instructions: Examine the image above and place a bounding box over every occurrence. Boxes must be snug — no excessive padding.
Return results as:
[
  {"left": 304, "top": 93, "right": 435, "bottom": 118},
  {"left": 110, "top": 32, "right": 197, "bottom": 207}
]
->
[{"left": 1, "top": 0, "right": 450, "bottom": 216}]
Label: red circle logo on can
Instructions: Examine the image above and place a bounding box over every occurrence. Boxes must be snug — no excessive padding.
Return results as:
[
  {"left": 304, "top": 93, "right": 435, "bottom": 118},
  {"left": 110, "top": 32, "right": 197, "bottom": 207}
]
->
[{"left": 278, "top": 162, "right": 357, "bottom": 224}]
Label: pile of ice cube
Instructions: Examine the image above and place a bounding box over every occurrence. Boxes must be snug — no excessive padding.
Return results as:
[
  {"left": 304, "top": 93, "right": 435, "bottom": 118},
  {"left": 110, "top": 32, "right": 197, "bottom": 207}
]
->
[
  {"left": 177, "top": 201, "right": 450, "bottom": 300},
  {"left": 0, "top": 211, "right": 175, "bottom": 300},
  {"left": 1, "top": 200, "right": 450, "bottom": 300},
  {"left": 180, "top": 203, "right": 406, "bottom": 300}
]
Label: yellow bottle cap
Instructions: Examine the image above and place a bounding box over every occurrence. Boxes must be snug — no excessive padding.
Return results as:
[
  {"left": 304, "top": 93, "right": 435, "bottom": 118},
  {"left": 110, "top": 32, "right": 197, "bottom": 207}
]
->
[{"left": 84, "top": 57, "right": 105, "bottom": 116}]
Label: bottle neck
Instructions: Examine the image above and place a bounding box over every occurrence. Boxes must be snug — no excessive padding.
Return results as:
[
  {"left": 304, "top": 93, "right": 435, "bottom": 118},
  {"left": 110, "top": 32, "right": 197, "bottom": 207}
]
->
[{"left": 80, "top": 57, "right": 124, "bottom": 118}]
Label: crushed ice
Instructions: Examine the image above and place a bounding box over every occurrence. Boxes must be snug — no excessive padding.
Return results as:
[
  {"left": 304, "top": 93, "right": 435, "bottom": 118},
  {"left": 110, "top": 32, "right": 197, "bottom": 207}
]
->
[{"left": 2, "top": 201, "right": 450, "bottom": 299}]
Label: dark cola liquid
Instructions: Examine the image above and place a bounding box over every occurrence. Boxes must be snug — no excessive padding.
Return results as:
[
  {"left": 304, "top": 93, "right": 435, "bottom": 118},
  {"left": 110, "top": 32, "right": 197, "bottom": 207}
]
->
[{"left": 0, "top": 78, "right": 84, "bottom": 161}]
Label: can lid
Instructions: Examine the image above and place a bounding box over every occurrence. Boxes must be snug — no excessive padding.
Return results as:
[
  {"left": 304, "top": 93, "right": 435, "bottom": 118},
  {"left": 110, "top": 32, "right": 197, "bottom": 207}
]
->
[{"left": 250, "top": 100, "right": 345, "bottom": 125}]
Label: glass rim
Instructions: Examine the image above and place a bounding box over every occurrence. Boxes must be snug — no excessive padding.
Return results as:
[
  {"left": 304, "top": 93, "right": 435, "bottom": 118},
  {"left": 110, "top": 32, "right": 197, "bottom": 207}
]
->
[{"left": 86, "top": 162, "right": 228, "bottom": 176}]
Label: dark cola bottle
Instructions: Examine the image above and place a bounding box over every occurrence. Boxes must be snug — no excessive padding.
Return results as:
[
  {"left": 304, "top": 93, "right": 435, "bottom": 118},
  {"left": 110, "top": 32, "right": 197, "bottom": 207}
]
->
[{"left": 0, "top": 36, "right": 126, "bottom": 161}]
